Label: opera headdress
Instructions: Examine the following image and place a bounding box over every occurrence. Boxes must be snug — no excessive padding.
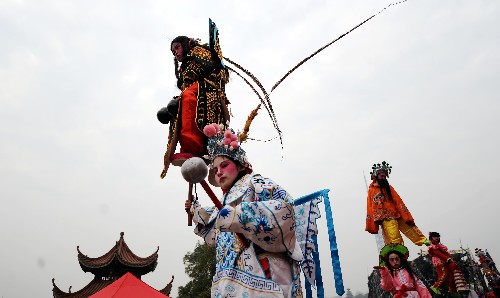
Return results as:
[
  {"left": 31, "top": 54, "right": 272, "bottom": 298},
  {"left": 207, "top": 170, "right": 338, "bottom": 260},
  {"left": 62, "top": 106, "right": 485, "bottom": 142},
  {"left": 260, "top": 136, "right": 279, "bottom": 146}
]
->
[
  {"left": 202, "top": 122, "right": 251, "bottom": 170},
  {"left": 202, "top": 104, "right": 261, "bottom": 186},
  {"left": 370, "top": 161, "right": 392, "bottom": 179}
]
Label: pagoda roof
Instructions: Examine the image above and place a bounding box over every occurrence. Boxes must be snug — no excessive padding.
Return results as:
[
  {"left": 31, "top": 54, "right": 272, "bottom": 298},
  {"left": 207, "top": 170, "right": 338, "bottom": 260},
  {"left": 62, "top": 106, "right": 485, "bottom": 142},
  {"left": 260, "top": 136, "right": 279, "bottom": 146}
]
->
[
  {"left": 77, "top": 232, "right": 158, "bottom": 277},
  {"left": 52, "top": 232, "right": 174, "bottom": 298},
  {"left": 159, "top": 275, "right": 175, "bottom": 296},
  {"left": 52, "top": 277, "right": 112, "bottom": 298},
  {"left": 52, "top": 274, "right": 174, "bottom": 298}
]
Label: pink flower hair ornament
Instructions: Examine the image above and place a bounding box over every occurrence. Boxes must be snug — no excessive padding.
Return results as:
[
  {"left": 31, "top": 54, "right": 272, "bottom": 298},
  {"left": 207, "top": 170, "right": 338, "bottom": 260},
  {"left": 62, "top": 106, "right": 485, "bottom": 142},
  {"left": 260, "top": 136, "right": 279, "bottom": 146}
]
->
[
  {"left": 202, "top": 123, "right": 251, "bottom": 170},
  {"left": 203, "top": 123, "right": 221, "bottom": 138},
  {"left": 202, "top": 104, "right": 262, "bottom": 186}
]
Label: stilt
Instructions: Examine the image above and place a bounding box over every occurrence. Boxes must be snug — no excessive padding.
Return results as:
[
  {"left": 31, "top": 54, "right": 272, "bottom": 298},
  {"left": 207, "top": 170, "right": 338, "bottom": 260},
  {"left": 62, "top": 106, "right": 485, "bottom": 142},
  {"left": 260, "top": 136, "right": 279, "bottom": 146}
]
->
[{"left": 187, "top": 182, "right": 194, "bottom": 226}]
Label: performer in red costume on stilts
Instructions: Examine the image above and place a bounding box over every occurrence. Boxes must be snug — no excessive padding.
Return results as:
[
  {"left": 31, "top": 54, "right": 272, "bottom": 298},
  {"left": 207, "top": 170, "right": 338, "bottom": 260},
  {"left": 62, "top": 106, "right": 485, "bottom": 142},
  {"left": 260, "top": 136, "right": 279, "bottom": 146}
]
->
[
  {"left": 427, "top": 231, "right": 468, "bottom": 295},
  {"left": 169, "top": 36, "right": 229, "bottom": 157},
  {"left": 159, "top": 20, "right": 230, "bottom": 179}
]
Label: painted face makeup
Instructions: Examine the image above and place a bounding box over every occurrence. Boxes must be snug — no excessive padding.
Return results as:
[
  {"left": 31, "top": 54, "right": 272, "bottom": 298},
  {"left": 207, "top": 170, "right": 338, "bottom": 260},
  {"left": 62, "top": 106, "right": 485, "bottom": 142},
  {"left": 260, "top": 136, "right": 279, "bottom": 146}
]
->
[
  {"left": 388, "top": 253, "right": 401, "bottom": 269},
  {"left": 213, "top": 156, "right": 242, "bottom": 190}
]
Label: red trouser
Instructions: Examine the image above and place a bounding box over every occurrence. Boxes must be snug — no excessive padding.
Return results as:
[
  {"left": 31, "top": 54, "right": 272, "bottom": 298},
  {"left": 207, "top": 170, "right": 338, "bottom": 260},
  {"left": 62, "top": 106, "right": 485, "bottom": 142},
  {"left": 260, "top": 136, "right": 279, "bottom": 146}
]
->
[
  {"left": 179, "top": 82, "right": 205, "bottom": 156},
  {"left": 433, "top": 262, "right": 457, "bottom": 292}
]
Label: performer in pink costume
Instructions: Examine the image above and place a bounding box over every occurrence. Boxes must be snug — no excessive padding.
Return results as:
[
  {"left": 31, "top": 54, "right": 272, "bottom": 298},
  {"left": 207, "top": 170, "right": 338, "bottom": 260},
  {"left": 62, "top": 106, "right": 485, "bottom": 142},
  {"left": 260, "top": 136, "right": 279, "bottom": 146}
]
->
[{"left": 375, "top": 243, "right": 432, "bottom": 298}]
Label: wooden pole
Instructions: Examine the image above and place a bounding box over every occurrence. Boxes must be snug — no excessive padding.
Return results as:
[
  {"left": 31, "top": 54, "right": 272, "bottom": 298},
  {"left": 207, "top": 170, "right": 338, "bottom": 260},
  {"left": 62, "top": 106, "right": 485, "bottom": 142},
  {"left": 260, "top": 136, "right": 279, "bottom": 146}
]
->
[
  {"left": 186, "top": 182, "right": 194, "bottom": 226},
  {"left": 199, "top": 180, "right": 222, "bottom": 209}
]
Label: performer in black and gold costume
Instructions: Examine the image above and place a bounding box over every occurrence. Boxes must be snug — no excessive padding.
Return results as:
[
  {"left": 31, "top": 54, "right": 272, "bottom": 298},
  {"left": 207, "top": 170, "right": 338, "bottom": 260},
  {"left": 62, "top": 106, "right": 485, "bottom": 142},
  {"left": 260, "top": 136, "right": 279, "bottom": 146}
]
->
[{"left": 160, "top": 20, "right": 229, "bottom": 178}]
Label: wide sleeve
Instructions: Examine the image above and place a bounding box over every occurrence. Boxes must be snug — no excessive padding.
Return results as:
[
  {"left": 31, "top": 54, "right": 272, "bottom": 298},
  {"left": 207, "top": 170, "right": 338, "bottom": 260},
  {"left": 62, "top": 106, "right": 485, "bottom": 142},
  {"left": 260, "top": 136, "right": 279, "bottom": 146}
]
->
[
  {"left": 379, "top": 267, "right": 395, "bottom": 293},
  {"left": 191, "top": 200, "right": 217, "bottom": 247},
  {"left": 215, "top": 175, "right": 302, "bottom": 260},
  {"left": 391, "top": 186, "right": 415, "bottom": 224},
  {"left": 365, "top": 188, "right": 379, "bottom": 234},
  {"left": 181, "top": 46, "right": 215, "bottom": 86}
]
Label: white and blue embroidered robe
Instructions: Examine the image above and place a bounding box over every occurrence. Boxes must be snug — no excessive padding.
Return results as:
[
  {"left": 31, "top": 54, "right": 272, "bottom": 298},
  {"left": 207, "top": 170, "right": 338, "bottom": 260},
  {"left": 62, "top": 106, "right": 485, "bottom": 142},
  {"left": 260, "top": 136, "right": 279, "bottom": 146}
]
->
[{"left": 191, "top": 173, "right": 304, "bottom": 298}]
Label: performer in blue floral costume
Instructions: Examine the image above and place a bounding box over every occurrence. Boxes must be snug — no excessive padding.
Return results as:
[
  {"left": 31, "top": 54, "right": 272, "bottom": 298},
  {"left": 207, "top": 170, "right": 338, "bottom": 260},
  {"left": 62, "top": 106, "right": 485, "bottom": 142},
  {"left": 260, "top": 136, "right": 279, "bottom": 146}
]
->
[{"left": 185, "top": 123, "right": 303, "bottom": 297}]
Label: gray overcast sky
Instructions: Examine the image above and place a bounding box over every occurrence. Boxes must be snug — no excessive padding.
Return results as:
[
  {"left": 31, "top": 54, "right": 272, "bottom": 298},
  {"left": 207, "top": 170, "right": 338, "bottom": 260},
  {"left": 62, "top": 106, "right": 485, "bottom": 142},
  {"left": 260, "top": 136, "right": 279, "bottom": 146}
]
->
[{"left": 1, "top": 1, "right": 499, "bottom": 297}]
